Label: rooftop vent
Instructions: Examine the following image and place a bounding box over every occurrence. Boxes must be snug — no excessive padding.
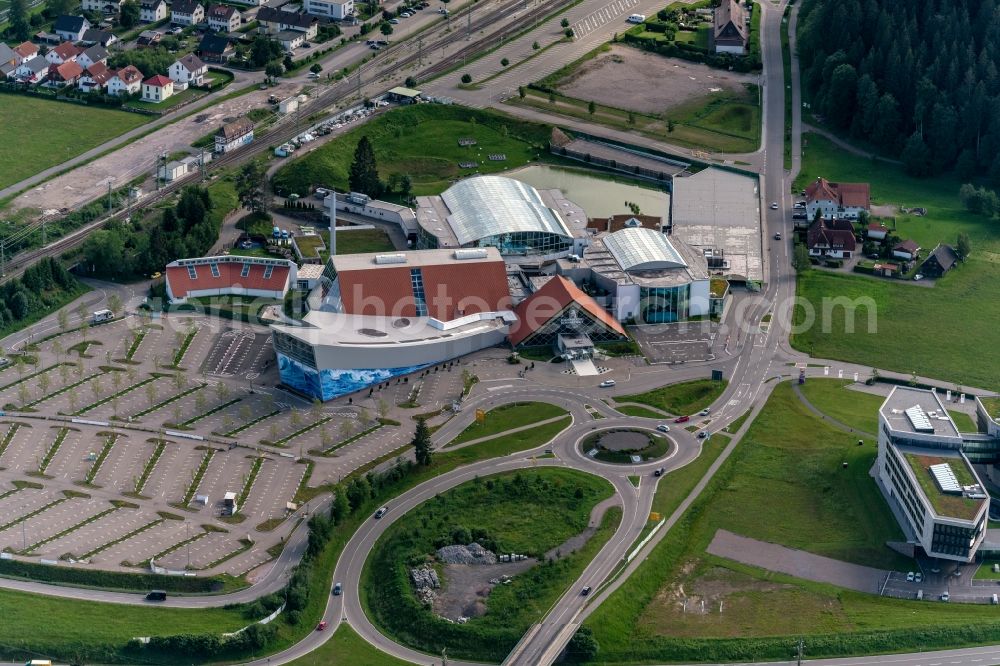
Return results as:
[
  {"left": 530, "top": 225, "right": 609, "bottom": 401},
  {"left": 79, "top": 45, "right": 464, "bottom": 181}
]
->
[
  {"left": 374, "top": 253, "right": 406, "bottom": 265},
  {"left": 454, "top": 248, "right": 488, "bottom": 260},
  {"left": 905, "top": 405, "right": 934, "bottom": 433},
  {"left": 930, "top": 463, "right": 962, "bottom": 494}
]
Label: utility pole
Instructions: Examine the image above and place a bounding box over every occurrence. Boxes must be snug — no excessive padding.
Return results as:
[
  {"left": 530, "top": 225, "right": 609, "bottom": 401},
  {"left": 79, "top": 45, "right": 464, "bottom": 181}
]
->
[
  {"left": 418, "top": 35, "right": 423, "bottom": 66},
  {"left": 466, "top": 2, "right": 471, "bottom": 39},
  {"left": 0, "top": 237, "right": 5, "bottom": 278},
  {"left": 40, "top": 218, "right": 45, "bottom": 247},
  {"left": 107, "top": 180, "right": 113, "bottom": 214},
  {"left": 796, "top": 639, "right": 803, "bottom": 666}
]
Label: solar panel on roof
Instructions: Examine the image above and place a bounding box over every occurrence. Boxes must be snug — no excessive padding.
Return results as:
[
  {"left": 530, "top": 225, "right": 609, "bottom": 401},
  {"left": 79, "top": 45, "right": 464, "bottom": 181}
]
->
[
  {"left": 905, "top": 405, "right": 934, "bottom": 432},
  {"left": 930, "top": 463, "right": 962, "bottom": 493}
]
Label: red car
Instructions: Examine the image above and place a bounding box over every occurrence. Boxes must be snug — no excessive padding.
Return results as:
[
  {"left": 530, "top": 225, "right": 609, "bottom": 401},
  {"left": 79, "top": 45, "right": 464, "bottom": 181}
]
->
[
  {"left": 674, "top": 415, "right": 690, "bottom": 423},
  {"left": 316, "top": 621, "right": 328, "bottom": 631}
]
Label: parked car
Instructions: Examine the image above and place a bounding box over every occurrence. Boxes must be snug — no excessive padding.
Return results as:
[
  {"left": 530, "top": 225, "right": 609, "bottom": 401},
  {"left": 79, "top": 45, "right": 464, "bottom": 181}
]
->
[
  {"left": 793, "top": 201, "right": 805, "bottom": 209},
  {"left": 914, "top": 572, "right": 923, "bottom": 583},
  {"left": 333, "top": 582, "right": 343, "bottom": 596},
  {"left": 674, "top": 415, "right": 690, "bottom": 423},
  {"left": 913, "top": 274, "right": 924, "bottom": 281},
  {"left": 941, "top": 592, "right": 950, "bottom": 602},
  {"left": 656, "top": 424, "right": 670, "bottom": 433},
  {"left": 374, "top": 506, "right": 388, "bottom": 519},
  {"left": 599, "top": 379, "right": 616, "bottom": 388},
  {"left": 906, "top": 571, "right": 915, "bottom": 582},
  {"left": 389, "top": 17, "right": 399, "bottom": 23}
]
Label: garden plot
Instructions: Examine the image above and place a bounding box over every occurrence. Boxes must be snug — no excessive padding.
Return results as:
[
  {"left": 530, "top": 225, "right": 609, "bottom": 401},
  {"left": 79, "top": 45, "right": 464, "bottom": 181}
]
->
[
  {"left": 32, "top": 505, "right": 157, "bottom": 560},
  {"left": 157, "top": 530, "right": 240, "bottom": 570},
  {"left": 3, "top": 497, "right": 110, "bottom": 553},
  {"left": 142, "top": 442, "right": 203, "bottom": 502},
  {"left": 553, "top": 45, "right": 755, "bottom": 115},
  {"left": 42, "top": 429, "right": 95, "bottom": 482},
  {"left": 92, "top": 436, "right": 157, "bottom": 492},
  {"left": 240, "top": 458, "right": 303, "bottom": 523},
  {"left": 192, "top": 450, "right": 255, "bottom": 515},
  {"left": 0, "top": 423, "right": 48, "bottom": 472},
  {"left": 96, "top": 518, "right": 191, "bottom": 567},
  {"left": 0, "top": 486, "right": 55, "bottom": 523}
]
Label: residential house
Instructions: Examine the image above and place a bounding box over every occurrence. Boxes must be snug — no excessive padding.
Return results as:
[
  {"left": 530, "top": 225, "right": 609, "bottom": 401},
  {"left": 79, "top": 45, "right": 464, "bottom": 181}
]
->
[
  {"left": 168, "top": 53, "right": 207, "bottom": 89},
  {"left": 806, "top": 217, "right": 857, "bottom": 259},
  {"left": 197, "top": 33, "right": 234, "bottom": 62},
  {"left": 77, "top": 45, "right": 109, "bottom": 70},
  {"left": 46, "top": 60, "right": 84, "bottom": 86},
  {"left": 13, "top": 42, "right": 39, "bottom": 65},
  {"left": 872, "top": 262, "right": 901, "bottom": 278},
  {"left": 107, "top": 64, "right": 143, "bottom": 95},
  {"left": 257, "top": 7, "right": 318, "bottom": 39},
  {"left": 81, "top": 28, "right": 118, "bottom": 47},
  {"left": 0, "top": 43, "right": 16, "bottom": 69},
  {"left": 46, "top": 42, "right": 82, "bottom": 66},
  {"left": 15, "top": 57, "right": 50, "bottom": 83},
  {"left": 866, "top": 222, "right": 889, "bottom": 241},
  {"left": 171, "top": 0, "right": 206, "bottom": 25},
  {"left": 140, "top": 0, "right": 169, "bottom": 22},
  {"left": 275, "top": 30, "right": 304, "bottom": 51},
  {"left": 215, "top": 117, "right": 254, "bottom": 153},
  {"left": 1, "top": 62, "right": 17, "bottom": 79},
  {"left": 712, "top": 0, "right": 748, "bottom": 54},
  {"left": 207, "top": 4, "right": 241, "bottom": 32},
  {"left": 892, "top": 239, "right": 921, "bottom": 261},
  {"left": 805, "top": 176, "right": 871, "bottom": 221},
  {"left": 53, "top": 15, "right": 90, "bottom": 42},
  {"left": 141, "top": 74, "right": 174, "bottom": 102},
  {"left": 919, "top": 244, "right": 959, "bottom": 278},
  {"left": 81, "top": 0, "right": 124, "bottom": 15},
  {"left": 78, "top": 62, "right": 116, "bottom": 92},
  {"left": 305, "top": 0, "right": 353, "bottom": 20},
  {"left": 136, "top": 30, "right": 163, "bottom": 47}
]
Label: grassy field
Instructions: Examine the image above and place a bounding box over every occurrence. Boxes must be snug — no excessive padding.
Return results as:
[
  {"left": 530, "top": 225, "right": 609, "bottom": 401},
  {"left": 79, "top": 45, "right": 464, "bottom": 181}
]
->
[
  {"left": 615, "top": 404, "right": 667, "bottom": 418},
  {"left": 447, "top": 401, "right": 568, "bottom": 446},
  {"left": 361, "top": 467, "right": 616, "bottom": 661},
  {"left": 791, "top": 132, "right": 1000, "bottom": 391},
  {"left": 618, "top": 379, "right": 728, "bottom": 416},
  {"left": 798, "top": 379, "right": 882, "bottom": 434},
  {"left": 288, "top": 625, "right": 409, "bottom": 666},
  {"left": 0, "top": 586, "right": 253, "bottom": 663},
  {"left": 509, "top": 86, "right": 761, "bottom": 154},
  {"left": 334, "top": 228, "right": 395, "bottom": 254},
  {"left": 272, "top": 105, "right": 553, "bottom": 197},
  {"left": 0, "top": 96, "right": 150, "bottom": 191},
  {"left": 581, "top": 382, "right": 975, "bottom": 664}
]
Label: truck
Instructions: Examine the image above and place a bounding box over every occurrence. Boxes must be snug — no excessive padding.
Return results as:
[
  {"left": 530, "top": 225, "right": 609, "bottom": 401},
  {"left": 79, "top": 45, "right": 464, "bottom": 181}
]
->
[
  {"left": 223, "top": 491, "right": 238, "bottom": 516},
  {"left": 92, "top": 309, "right": 114, "bottom": 323}
]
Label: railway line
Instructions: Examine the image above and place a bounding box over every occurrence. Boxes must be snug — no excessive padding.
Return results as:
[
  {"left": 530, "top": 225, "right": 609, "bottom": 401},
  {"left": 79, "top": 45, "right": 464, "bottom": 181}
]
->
[{"left": 0, "top": 0, "right": 567, "bottom": 285}]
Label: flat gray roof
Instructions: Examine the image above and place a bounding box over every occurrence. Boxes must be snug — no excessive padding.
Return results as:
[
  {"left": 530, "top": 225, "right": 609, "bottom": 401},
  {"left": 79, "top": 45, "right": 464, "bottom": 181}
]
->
[
  {"left": 275, "top": 310, "right": 510, "bottom": 347},
  {"left": 579, "top": 233, "right": 708, "bottom": 288},
  {"left": 670, "top": 168, "right": 762, "bottom": 281},
  {"left": 880, "top": 386, "right": 962, "bottom": 440},
  {"left": 330, "top": 246, "right": 503, "bottom": 271}
]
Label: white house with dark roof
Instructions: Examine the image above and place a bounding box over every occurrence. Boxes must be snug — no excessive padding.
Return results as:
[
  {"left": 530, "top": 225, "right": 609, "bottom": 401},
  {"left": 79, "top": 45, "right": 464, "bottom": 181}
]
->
[
  {"left": 171, "top": 0, "right": 205, "bottom": 25},
  {"left": 207, "top": 4, "right": 241, "bottom": 32},
  {"left": 82, "top": 28, "right": 117, "bottom": 47},
  {"left": 77, "top": 45, "right": 108, "bottom": 70},
  {"left": 53, "top": 15, "right": 90, "bottom": 42},
  {"left": 140, "top": 0, "right": 168, "bottom": 21},
  {"left": 257, "top": 7, "right": 318, "bottom": 39},
  {"left": 169, "top": 53, "right": 207, "bottom": 89},
  {"left": 15, "top": 57, "right": 49, "bottom": 83},
  {"left": 711, "top": 0, "right": 747, "bottom": 54},
  {"left": 215, "top": 118, "right": 254, "bottom": 153},
  {"left": 305, "top": 0, "right": 353, "bottom": 20},
  {"left": 81, "top": 0, "right": 124, "bottom": 14}
]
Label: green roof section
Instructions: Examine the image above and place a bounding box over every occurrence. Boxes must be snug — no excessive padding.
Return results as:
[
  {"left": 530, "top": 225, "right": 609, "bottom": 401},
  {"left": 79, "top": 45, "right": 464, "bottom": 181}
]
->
[{"left": 903, "top": 451, "right": 985, "bottom": 521}]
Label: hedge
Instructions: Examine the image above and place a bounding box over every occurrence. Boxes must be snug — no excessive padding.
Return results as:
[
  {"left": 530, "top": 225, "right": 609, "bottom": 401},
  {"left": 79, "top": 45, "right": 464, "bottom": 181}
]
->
[{"left": 0, "top": 558, "right": 228, "bottom": 593}]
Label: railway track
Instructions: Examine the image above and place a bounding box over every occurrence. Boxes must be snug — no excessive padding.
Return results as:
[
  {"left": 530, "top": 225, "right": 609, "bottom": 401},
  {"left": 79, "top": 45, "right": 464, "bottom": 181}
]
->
[{"left": 0, "top": 0, "right": 568, "bottom": 284}]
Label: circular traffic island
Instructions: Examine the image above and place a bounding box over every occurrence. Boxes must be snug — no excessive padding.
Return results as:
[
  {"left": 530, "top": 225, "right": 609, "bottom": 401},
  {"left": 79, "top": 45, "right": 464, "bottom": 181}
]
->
[
  {"left": 580, "top": 427, "right": 673, "bottom": 464},
  {"left": 361, "top": 468, "right": 619, "bottom": 662}
]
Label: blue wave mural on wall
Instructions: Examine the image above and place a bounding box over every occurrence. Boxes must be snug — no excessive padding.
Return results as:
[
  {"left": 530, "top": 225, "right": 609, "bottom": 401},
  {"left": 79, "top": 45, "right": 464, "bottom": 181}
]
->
[{"left": 277, "top": 353, "right": 431, "bottom": 401}]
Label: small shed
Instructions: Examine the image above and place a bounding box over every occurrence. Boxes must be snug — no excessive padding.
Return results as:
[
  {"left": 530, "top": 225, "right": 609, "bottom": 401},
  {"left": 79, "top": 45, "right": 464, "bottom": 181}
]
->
[{"left": 386, "top": 86, "right": 421, "bottom": 104}]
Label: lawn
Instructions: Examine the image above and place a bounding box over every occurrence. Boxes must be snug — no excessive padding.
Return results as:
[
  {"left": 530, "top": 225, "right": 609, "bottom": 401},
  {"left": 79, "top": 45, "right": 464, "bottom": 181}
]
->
[
  {"left": 798, "top": 379, "right": 882, "bottom": 434},
  {"left": 0, "top": 96, "right": 150, "bottom": 190},
  {"left": 981, "top": 397, "right": 1000, "bottom": 422},
  {"left": 447, "top": 401, "right": 568, "bottom": 446},
  {"left": 294, "top": 233, "right": 326, "bottom": 259},
  {"left": 288, "top": 625, "right": 409, "bottom": 666},
  {"left": 509, "top": 86, "right": 761, "bottom": 154},
  {"left": 618, "top": 378, "right": 728, "bottom": 416},
  {"left": 334, "top": 228, "right": 395, "bottom": 255},
  {"left": 791, "top": 132, "right": 1000, "bottom": 391},
  {"left": 582, "top": 382, "right": 977, "bottom": 664},
  {"left": 582, "top": 428, "right": 672, "bottom": 464},
  {"left": 616, "top": 404, "right": 667, "bottom": 418},
  {"left": 272, "top": 104, "right": 552, "bottom": 197},
  {"left": 0, "top": 586, "right": 254, "bottom": 663},
  {"left": 361, "top": 467, "right": 616, "bottom": 661},
  {"left": 130, "top": 87, "right": 208, "bottom": 112}
]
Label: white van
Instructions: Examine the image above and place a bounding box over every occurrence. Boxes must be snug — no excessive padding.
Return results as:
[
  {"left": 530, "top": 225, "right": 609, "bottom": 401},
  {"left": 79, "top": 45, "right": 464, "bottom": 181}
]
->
[
  {"left": 626, "top": 13, "right": 646, "bottom": 23},
  {"left": 92, "top": 309, "right": 114, "bottom": 323}
]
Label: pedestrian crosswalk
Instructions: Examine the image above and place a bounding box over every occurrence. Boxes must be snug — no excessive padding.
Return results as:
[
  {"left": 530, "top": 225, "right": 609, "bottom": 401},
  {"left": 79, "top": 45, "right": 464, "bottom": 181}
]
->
[{"left": 572, "top": 0, "right": 641, "bottom": 38}]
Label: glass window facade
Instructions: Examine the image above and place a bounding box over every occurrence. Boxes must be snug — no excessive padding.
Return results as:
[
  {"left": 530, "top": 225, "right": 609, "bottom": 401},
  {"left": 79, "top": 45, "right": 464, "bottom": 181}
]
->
[
  {"left": 477, "top": 231, "right": 573, "bottom": 257},
  {"left": 272, "top": 330, "right": 317, "bottom": 369},
  {"left": 639, "top": 285, "right": 691, "bottom": 323},
  {"left": 931, "top": 523, "right": 979, "bottom": 559},
  {"left": 410, "top": 268, "right": 427, "bottom": 316},
  {"left": 210, "top": 263, "right": 220, "bottom": 278},
  {"left": 241, "top": 263, "right": 251, "bottom": 278},
  {"left": 518, "top": 305, "right": 625, "bottom": 348},
  {"left": 417, "top": 226, "right": 440, "bottom": 250},
  {"left": 186, "top": 265, "right": 197, "bottom": 279}
]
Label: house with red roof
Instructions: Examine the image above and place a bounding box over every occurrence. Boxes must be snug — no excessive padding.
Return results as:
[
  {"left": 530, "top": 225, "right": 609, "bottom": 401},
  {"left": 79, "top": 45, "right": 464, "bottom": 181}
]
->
[
  {"left": 866, "top": 221, "right": 889, "bottom": 241},
  {"left": 805, "top": 176, "right": 871, "bottom": 221},
  {"left": 46, "top": 60, "right": 84, "bottom": 87},
  {"left": 13, "top": 41, "right": 39, "bottom": 65},
  {"left": 892, "top": 239, "right": 922, "bottom": 261},
  {"left": 45, "top": 41, "right": 81, "bottom": 66},
  {"left": 141, "top": 74, "right": 174, "bottom": 102},
  {"left": 78, "top": 63, "right": 116, "bottom": 92},
  {"left": 807, "top": 218, "right": 857, "bottom": 259},
  {"left": 107, "top": 64, "right": 143, "bottom": 96}
]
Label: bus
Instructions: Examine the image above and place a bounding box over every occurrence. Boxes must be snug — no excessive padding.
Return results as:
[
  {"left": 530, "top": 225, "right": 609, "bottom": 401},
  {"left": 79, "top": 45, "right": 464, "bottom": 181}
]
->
[{"left": 92, "top": 309, "right": 114, "bottom": 323}]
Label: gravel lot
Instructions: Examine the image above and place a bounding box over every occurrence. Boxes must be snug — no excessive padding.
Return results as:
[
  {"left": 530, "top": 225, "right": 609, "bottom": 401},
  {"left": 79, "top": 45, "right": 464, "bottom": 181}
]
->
[{"left": 555, "top": 45, "right": 756, "bottom": 114}]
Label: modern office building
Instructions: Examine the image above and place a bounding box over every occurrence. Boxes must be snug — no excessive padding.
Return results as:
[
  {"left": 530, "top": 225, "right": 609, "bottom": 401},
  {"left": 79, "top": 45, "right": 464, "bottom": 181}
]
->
[
  {"left": 270, "top": 248, "right": 515, "bottom": 401},
  {"left": 414, "top": 176, "right": 589, "bottom": 265},
  {"left": 876, "top": 386, "right": 989, "bottom": 563}
]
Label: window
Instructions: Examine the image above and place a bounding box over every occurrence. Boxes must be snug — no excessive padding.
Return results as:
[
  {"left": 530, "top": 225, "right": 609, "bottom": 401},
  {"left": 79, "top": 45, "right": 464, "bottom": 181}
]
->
[
  {"left": 186, "top": 265, "right": 197, "bottom": 279},
  {"left": 241, "top": 263, "right": 251, "bottom": 278},
  {"left": 263, "top": 265, "right": 274, "bottom": 279},
  {"left": 410, "top": 268, "right": 427, "bottom": 316},
  {"left": 210, "top": 263, "right": 220, "bottom": 278}
]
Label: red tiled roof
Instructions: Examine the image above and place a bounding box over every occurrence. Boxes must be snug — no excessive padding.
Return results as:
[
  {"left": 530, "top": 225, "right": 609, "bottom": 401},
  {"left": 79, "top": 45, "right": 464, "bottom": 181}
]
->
[
  {"left": 143, "top": 74, "right": 172, "bottom": 87},
  {"left": 117, "top": 64, "right": 142, "bottom": 83},
  {"left": 894, "top": 239, "right": 921, "bottom": 254},
  {"left": 166, "top": 259, "right": 291, "bottom": 299},
  {"left": 867, "top": 222, "right": 888, "bottom": 231},
  {"left": 805, "top": 177, "right": 871, "bottom": 210},
  {"left": 509, "top": 276, "right": 626, "bottom": 347},
  {"left": 52, "top": 60, "right": 83, "bottom": 80},
  {"left": 50, "top": 41, "right": 81, "bottom": 60},
  {"left": 336, "top": 259, "right": 511, "bottom": 321},
  {"left": 14, "top": 41, "right": 38, "bottom": 57}
]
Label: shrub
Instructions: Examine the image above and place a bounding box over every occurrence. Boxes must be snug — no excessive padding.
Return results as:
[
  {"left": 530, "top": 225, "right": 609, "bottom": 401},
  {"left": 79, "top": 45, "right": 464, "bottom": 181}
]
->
[{"left": 460, "top": 73, "right": 472, "bottom": 83}]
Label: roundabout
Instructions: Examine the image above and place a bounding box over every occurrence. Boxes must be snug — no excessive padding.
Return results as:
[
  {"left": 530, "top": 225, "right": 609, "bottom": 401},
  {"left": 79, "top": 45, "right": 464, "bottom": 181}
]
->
[{"left": 578, "top": 427, "right": 676, "bottom": 465}]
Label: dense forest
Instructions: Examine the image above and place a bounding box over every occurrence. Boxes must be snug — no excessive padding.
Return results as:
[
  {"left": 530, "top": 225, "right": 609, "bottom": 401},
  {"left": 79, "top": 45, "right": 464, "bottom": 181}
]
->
[
  {"left": 0, "top": 258, "right": 84, "bottom": 335},
  {"left": 799, "top": 0, "right": 1000, "bottom": 179}
]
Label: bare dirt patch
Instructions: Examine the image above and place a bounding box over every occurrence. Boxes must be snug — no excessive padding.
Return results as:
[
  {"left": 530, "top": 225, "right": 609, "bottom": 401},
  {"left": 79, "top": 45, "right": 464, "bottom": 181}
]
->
[
  {"left": 553, "top": 45, "right": 755, "bottom": 115},
  {"left": 433, "top": 559, "right": 536, "bottom": 621}
]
